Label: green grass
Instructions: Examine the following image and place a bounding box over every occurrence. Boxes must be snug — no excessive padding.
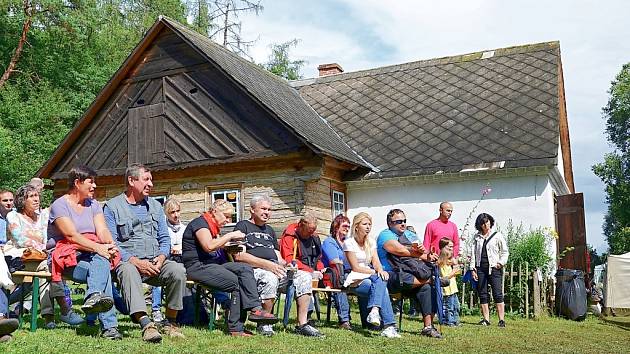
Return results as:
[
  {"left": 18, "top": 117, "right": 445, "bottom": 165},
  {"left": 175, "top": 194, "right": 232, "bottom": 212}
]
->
[{"left": 2, "top": 308, "right": 629, "bottom": 354}]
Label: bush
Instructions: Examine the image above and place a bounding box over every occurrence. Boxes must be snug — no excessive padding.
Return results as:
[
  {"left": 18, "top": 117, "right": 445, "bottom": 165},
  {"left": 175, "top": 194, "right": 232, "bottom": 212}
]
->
[{"left": 502, "top": 221, "right": 554, "bottom": 275}]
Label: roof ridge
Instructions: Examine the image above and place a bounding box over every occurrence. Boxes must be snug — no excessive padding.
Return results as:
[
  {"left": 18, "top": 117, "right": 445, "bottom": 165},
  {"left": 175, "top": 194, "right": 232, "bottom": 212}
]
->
[{"left": 291, "top": 41, "right": 560, "bottom": 87}]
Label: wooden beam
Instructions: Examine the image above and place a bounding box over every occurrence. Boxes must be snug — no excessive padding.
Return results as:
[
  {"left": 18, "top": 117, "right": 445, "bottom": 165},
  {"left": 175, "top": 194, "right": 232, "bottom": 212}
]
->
[{"left": 557, "top": 50, "right": 575, "bottom": 193}]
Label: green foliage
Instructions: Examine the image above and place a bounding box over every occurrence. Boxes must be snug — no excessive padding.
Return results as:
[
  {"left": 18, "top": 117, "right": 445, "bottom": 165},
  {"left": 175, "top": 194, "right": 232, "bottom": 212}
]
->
[
  {"left": 503, "top": 221, "right": 553, "bottom": 274},
  {"left": 262, "top": 39, "right": 305, "bottom": 80},
  {"left": 593, "top": 63, "right": 630, "bottom": 255}
]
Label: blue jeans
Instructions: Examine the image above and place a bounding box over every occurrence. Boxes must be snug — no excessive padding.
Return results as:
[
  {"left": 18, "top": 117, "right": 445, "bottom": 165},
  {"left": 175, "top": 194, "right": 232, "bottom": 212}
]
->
[
  {"left": 151, "top": 286, "right": 162, "bottom": 312},
  {"left": 349, "top": 275, "right": 395, "bottom": 326},
  {"left": 443, "top": 293, "right": 460, "bottom": 325},
  {"left": 0, "top": 290, "right": 7, "bottom": 317},
  {"left": 63, "top": 253, "right": 118, "bottom": 330},
  {"left": 331, "top": 292, "right": 350, "bottom": 323}
]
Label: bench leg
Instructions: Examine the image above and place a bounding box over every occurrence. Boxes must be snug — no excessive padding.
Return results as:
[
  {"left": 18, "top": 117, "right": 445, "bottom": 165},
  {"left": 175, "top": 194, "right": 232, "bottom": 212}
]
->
[
  {"left": 194, "top": 285, "right": 200, "bottom": 327},
  {"left": 313, "top": 293, "right": 321, "bottom": 321},
  {"left": 30, "top": 277, "right": 40, "bottom": 332},
  {"left": 326, "top": 292, "right": 332, "bottom": 324},
  {"left": 208, "top": 295, "right": 216, "bottom": 331},
  {"left": 398, "top": 297, "right": 404, "bottom": 331}
]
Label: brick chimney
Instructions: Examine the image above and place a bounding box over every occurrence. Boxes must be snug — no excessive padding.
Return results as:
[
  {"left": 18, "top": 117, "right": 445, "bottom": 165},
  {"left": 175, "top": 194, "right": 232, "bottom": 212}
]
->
[{"left": 317, "top": 63, "right": 344, "bottom": 77}]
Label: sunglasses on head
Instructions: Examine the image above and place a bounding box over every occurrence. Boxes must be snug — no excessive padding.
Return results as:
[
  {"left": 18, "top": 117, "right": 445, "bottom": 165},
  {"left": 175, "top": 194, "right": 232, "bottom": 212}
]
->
[{"left": 391, "top": 219, "right": 406, "bottom": 225}]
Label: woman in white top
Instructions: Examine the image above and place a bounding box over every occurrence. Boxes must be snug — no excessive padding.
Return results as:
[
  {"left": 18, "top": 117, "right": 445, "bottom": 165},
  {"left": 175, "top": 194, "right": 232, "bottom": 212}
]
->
[
  {"left": 344, "top": 212, "right": 400, "bottom": 338},
  {"left": 151, "top": 197, "right": 186, "bottom": 322}
]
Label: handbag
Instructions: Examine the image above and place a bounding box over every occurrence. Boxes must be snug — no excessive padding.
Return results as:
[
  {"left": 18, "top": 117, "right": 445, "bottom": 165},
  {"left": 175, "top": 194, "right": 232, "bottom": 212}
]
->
[
  {"left": 321, "top": 262, "right": 345, "bottom": 289},
  {"left": 387, "top": 233, "right": 432, "bottom": 281},
  {"left": 21, "top": 247, "right": 48, "bottom": 262}
]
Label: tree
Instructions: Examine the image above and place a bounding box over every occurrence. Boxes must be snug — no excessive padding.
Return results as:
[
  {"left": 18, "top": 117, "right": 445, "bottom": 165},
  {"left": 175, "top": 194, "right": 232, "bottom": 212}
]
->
[
  {"left": 262, "top": 39, "right": 304, "bottom": 80},
  {"left": 192, "top": 0, "right": 263, "bottom": 59},
  {"left": 593, "top": 63, "right": 630, "bottom": 255}
]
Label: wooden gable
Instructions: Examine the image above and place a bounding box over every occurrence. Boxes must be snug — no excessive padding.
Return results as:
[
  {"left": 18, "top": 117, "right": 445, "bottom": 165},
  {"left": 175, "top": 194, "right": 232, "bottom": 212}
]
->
[{"left": 47, "top": 28, "right": 302, "bottom": 180}]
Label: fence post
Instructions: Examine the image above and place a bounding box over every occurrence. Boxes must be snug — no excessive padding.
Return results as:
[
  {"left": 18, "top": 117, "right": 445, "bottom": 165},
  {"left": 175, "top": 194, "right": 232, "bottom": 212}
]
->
[
  {"left": 509, "top": 263, "right": 514, "bottom": 313},
  {"left": 533, "top": 269, "right": 541, "bottom": 318},
  {"left": 525, "top": 262, "right": 529, "bottom": 319},
  {"left": 519, "top": 263, "right": 522, "bottom": 314}
]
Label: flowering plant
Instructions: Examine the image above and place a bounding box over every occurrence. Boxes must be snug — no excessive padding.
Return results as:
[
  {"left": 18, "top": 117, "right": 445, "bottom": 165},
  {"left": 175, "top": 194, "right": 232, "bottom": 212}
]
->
[{"left": 457, "top": 183, "right": 492, "bottom": 266}]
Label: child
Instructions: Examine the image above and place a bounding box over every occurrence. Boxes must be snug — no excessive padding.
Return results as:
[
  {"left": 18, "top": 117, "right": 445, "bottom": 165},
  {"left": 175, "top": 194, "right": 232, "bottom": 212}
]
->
[{"left": 438, "top": 237, "right": 461, "bottom": 326}]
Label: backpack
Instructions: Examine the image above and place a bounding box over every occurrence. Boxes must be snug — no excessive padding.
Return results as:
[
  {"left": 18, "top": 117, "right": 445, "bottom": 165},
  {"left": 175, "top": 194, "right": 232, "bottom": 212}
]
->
[
  {"left": 321, "top": 262, "right": 345, "bottom": 289},
  {"left": 387, "top": 233, "right": 432, "bottom": 281}
]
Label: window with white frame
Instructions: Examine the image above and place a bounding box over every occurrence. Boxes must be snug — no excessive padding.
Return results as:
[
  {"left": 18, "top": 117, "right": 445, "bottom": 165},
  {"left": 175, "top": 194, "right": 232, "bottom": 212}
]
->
[
  {"left": 332, "top": 190, "right": 345, "bottom": 218},
  {"left": 209, "top": 189, "right": 241, "bottom": 225}
]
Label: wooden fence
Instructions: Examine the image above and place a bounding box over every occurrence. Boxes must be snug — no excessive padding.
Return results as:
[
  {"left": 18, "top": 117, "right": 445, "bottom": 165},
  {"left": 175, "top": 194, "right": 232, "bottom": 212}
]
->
[{"left": 460, "top": 262, "right": 553, "bottom": 318}]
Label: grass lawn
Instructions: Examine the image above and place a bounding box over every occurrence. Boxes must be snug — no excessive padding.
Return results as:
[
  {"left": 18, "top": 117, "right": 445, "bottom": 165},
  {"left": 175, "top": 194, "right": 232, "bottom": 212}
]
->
[{"left": 1, "top": 307, "right": 629, "bottom": 354}]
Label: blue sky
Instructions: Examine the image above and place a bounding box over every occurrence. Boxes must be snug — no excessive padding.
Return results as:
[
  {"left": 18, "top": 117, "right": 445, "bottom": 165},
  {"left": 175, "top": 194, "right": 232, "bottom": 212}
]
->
[{"left": 240, "top": 0, "right": 630, "bottom": 253}]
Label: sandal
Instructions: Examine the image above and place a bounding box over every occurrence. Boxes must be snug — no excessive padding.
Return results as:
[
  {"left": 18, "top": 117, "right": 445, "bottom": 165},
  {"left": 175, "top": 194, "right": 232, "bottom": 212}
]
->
[{"left": 248, "top": 309, "right": 279, "bottom": 324}]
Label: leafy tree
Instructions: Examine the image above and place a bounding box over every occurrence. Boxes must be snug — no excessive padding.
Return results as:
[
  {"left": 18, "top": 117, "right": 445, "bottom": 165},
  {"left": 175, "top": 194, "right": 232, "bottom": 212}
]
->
[
  {"left": 262, "top": 39, "right": 304, "bottom": 80},
  {"left": 593, "top": 63, "right": 630, "bottom": 255}
]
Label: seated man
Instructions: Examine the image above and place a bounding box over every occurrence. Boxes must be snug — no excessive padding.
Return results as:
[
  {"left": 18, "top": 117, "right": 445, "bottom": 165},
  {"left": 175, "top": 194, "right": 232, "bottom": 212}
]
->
[
  {"left": 0, "top": 288, "right": 19, "bottom": 342},
  {"left": 377, "top": 208, "right": 441, "bottom": 338},
  {"left": 234, "top": 195, "right": 322, "bottom": 337},
  {"left": 279, "top": 214, "right": 326, "bottom": 337},
  {"left": 104, "top": 164, "right": 186, "bottom": 343}
]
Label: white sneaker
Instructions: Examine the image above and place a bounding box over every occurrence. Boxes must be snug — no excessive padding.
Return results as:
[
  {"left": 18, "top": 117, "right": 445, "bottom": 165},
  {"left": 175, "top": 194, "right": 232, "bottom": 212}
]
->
[
  {"left": 257, "top": 324, "right": 275, "bottom": 336},
  {"left": 366, "top": 310, "right": 381, "bottom": 326},
  {"left": 152, "top": 310, "right": 164, "bottom": 323},
  {"left": 381, "top": 326, "right": 401, "bottom": 338}
]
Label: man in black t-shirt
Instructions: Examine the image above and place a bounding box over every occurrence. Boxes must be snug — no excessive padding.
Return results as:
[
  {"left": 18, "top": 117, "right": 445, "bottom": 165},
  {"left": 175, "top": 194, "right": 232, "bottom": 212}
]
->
[{"left": 234, "top": 194, "right": 318, "bottom": 337}]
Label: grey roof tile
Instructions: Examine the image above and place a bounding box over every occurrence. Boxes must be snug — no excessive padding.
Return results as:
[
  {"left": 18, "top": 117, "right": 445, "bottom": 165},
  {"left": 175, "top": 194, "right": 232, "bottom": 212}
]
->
[{"left": 295, "top": 42, "right": 562, "bottom": 178}]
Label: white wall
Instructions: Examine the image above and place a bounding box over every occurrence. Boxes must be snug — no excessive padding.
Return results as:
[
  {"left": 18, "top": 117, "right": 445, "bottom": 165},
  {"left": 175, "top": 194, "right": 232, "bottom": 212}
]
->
[{"left": 347, "top": 174, "right": 557, "bottom": 248}]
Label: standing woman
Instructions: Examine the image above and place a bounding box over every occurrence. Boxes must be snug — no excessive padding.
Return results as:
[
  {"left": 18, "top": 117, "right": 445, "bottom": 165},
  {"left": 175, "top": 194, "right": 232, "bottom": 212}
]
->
[
  {"left": 182, "top": 199, "right": 277, "bottom": 336},
  {"left": 470, "top": 213, "right": 509, "bottom": 327},
  {"left": 5, "top": 184, "right": 83, "bottom": 328},
  {"left": 344, "top": 212, "right": 400, "bottom": 338},
  {"left": 48, "top": 165, "right": 122, "bottom": 339}
]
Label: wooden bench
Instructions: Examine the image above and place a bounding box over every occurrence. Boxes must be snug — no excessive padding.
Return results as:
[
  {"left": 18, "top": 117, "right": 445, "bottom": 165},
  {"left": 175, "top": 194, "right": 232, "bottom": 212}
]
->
[{"left": 9, "top": 270, "right": 53, "bottom": 332}]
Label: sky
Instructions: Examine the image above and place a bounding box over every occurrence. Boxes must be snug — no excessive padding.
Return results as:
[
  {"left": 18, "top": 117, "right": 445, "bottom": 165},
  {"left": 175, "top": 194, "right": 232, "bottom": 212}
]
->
[{"left": 239, "top": 0, "right": 629, "bottom": 253}]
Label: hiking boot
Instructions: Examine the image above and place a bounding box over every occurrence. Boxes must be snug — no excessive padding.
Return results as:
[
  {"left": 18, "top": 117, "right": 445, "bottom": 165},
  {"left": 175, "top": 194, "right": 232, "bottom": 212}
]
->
[
  {"left": 101, "top": 327, "right": 123, "bottom": 340},
  {"left": 478, "top": 319, "right": 490, "bottom": 326},
  {"left": 257, "top": 324, "right": 275, "bottom": 336},
  {"left": 81, "top": 292, "right": 114, "bottom": 315},
  {"left": 161, "top": 322, "right": 185, "bottom": 339},
  {"left": 142, "top": 322, "right": 162, "bottom": 343},
  {"left": 498, "top": 320, "right": 506, "bottom": 328},
  {"left": 367, "top": 310, "right": 381, "bottom": 326},
  {"left": 381, "top": 326, "right": 401, "bottom": 338},
  {"left": 295, "top": 323, "right": 324, "bottom": 337},
  {"left": 0, "top": 318, "right": 19, "bottom": 336},
  {"left": 59, "top": 309, "right": 85, "bottom": 326},
  {"left": 248, "top": 309, "right": 278, "bottom": 324},
  {"left": 307, "top": 319, "right": 318, "bottom": 328},
  {"left": 338, "top": 321, "right": 352, "bottom": 330},
  {"left": 420, "top": 326, "right": 442, "bottom": 339}
]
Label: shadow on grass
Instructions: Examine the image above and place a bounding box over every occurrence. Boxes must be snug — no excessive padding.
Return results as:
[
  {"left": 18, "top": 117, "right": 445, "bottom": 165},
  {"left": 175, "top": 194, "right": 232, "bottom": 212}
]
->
[{"left": 600, "top": 316, "right": 630, "bottom": 331}]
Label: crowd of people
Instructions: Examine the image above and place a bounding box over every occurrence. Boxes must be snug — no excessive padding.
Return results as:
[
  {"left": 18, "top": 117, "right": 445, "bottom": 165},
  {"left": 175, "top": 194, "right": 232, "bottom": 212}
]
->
[{"left": 0, "top": 163, "right": 509, "bottom": 343}]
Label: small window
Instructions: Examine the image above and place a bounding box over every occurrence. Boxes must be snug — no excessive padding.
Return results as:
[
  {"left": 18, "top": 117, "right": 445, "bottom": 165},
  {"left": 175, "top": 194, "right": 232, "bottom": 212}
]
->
[
  {"left": 210, "top": 189, "right": 241, "bottom": 226},
  {"left": 332, "top": 190, "right": 345, "bottom": 218},
  {"left": 153, "top": 195, "right": 167, "bottom": 205}
]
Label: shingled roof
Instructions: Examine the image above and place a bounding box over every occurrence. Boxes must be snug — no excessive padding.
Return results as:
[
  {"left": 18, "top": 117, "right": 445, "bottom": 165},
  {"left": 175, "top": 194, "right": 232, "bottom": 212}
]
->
[
  {"left": 161, "top": 18, "right": 369, "bottom": 168},
  {"left": 293, "top": 42, "right": 563, "bottom": 180}
]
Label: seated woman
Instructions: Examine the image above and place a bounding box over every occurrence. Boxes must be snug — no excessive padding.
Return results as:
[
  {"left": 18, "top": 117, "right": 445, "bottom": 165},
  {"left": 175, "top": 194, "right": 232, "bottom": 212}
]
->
[
  {"left": 48, "top": 165, "right": 122, "bottom": 339},
  {"left": 321, "top": 214, "right": 353, "bottom": 329},
  {"left": 181, "top": 199, "right": 277, "bottom": 336},
  {"left": 344, "top": 212, "right": 400, "bottom": 338},
  {"left": 4, "top": 184, "right": 83, "bottom": 328}
]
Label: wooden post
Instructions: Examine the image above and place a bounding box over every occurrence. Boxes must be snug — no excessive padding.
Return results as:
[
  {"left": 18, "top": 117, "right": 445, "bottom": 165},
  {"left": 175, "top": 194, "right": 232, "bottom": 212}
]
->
[
  {"left": 510, "top": 263, "right": 514, "bottom": 312},
  {"left": 462, "top": 281, "right": 466, "bottom": 314},
  {"left": 519, "top": 263, "right": 522, "bottom": 314},
  {"left": 525, "top": 262, "right": 529, "bottom": 319},
  {"left": 533, "top": 270, "right": 541, "bottom": 318}
]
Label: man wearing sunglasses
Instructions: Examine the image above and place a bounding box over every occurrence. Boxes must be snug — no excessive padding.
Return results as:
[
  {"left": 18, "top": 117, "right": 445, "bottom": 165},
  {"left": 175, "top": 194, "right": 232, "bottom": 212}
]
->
[
  {"left": 0, "top": 189, "right": 13, "bottom": 245},
  {"left": 376, "top": 209, "right": 441, "bottom": 338}
]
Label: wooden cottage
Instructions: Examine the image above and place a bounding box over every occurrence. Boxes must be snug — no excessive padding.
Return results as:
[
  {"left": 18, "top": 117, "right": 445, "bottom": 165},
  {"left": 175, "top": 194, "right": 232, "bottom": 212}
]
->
[{"left": 36, "top": 17, "right": 369, "bottom": 233}]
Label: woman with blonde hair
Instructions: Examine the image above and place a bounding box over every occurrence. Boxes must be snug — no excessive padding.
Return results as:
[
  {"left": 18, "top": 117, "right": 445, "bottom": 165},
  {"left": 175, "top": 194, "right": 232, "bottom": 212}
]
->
[
  {"left": 181, "top": 199, "right": 277, "bottom": 336},
  {"left": 344, "top": 212, "right": 400, "bottom": 338}
]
